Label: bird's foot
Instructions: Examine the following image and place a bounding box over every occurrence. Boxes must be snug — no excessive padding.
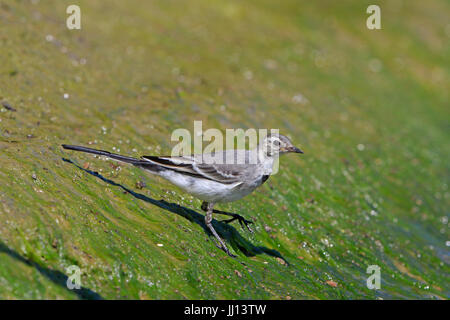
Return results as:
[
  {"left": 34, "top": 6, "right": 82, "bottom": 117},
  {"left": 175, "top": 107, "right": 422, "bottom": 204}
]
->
[
  {"left": 211, "top": 240, "right": 236, "bottom": 258},
  {"left": 222, "top": 245, "right": 237, "bottom": 258},
  {"left": 222, "top": 214, "right": 254, "bottom": 233}
]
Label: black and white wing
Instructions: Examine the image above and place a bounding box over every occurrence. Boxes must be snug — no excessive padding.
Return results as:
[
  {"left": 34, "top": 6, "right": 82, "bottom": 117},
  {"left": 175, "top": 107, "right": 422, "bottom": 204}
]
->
[{"left": 141, "top": 155, "right": 245, "bottom": 185}]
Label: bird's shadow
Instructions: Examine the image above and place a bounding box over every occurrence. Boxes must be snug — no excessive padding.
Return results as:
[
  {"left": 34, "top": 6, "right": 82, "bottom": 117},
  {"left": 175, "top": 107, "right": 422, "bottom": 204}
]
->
[
  {"left": 62, "top": 158, "right": 288, "bottom": 264},
  {"left": 0, "top": 240, "right": 103, "bottom": 300}
]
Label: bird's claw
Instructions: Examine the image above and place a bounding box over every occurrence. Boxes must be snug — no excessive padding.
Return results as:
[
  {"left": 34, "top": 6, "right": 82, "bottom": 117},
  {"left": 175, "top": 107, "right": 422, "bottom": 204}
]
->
[
  {"left": 212, "top": 242, "right": 236, "bottom": 257},
  {"left": 222, "top": 214, "right": 254, "bottom": 233}
]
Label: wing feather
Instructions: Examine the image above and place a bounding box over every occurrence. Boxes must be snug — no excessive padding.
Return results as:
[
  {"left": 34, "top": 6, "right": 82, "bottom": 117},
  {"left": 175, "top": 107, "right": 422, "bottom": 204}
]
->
[{"left": 142, "top": 155, "right": 242, "bottom": 185}]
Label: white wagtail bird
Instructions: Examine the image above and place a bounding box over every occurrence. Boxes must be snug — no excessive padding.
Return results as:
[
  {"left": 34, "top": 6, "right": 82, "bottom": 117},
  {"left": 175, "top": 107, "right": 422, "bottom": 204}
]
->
[{"left": 62, "top": 133, "right": 303, "bottom": 257}]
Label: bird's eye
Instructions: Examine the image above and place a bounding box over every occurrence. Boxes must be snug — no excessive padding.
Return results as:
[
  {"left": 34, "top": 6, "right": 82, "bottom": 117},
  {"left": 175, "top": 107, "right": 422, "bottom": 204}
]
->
[{"left": 273, "top": 140, "right": 280, "bottom": 146}]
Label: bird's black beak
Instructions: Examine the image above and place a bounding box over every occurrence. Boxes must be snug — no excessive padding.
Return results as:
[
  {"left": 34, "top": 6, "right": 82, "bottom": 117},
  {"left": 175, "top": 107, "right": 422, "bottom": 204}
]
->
[
  {"left": 294, "top": 147, "right": 304, "bottom": 154},
  {"left": 287, "top": 146, "right": 303, "bottom": 154}
]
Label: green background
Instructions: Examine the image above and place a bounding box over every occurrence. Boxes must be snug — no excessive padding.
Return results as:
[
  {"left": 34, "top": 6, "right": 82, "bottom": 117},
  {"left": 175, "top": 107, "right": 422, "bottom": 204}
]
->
[{"left": 0, "top": 0, "right": 448, "bottom": 299}]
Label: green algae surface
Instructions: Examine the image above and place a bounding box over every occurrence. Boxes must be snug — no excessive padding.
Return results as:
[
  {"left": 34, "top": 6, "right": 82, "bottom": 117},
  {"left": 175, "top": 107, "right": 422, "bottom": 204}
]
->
[{"left": 0, "top": 0, "right": 449, "bottom": 299}]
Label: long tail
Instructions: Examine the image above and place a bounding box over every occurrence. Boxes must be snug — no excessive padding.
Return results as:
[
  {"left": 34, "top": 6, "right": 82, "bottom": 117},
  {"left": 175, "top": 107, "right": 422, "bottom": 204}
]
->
[{"left": 62, "top": 144, "right": 153, "bottom": 167}]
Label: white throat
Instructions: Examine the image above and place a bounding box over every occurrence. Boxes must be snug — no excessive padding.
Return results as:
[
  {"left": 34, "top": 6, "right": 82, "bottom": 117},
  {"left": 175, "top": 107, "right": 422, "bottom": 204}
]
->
[{"left": 256, "top": 147, "right": 278, "bottom": 175}]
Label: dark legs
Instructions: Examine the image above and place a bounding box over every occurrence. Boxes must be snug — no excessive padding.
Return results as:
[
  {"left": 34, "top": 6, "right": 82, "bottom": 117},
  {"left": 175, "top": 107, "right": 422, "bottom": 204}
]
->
[
  {"left": 214, "top": 209, "right": 254, "bottom": 233},
  {"left": 201, "top": 201, "right": 254, "bottom": 233},
  {"left": 203, "top": 202, "right": 235, "bottom": 257}
]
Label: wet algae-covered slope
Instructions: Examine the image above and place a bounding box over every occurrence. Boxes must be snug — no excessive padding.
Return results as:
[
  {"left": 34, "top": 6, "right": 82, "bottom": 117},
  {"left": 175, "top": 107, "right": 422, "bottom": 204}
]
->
[{"left": 0, "top": 0, "right": 449, "bottom": 299}]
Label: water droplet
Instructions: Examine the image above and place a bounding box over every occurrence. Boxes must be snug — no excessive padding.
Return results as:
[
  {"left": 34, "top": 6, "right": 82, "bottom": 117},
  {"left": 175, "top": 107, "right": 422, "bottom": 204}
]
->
[
  {"left": 368, "top": 58, "right": 382, "bottom": 72},
  {"left": 292, "top": 93, "right": 308, "bottom": 105}
]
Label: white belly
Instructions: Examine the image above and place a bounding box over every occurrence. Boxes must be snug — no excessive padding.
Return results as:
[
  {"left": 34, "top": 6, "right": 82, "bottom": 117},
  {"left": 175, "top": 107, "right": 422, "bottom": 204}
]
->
[{"left": 156, "top": 170, "right": 256, "bottom": 203}]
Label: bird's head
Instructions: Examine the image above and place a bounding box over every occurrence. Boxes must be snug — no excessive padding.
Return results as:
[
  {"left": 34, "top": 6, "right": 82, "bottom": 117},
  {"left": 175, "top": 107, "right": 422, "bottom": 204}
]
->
[{"left": 261, "top": 133, "right": 303, "bottom": 157}]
